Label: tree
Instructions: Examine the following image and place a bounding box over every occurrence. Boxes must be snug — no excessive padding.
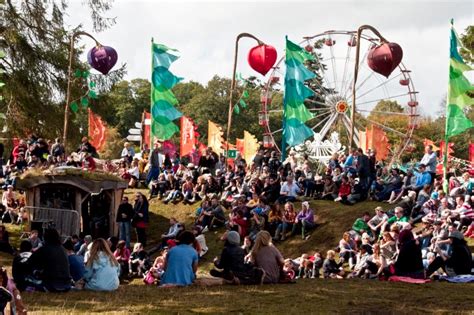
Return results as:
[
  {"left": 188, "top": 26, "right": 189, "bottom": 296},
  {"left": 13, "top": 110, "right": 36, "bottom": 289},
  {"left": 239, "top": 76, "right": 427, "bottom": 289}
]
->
[
  {"left": 0, "top": 0, "right": 121, "bottom": 150},
  {"left": 460, "top": 25, "right": 474, "bottom": 65}
]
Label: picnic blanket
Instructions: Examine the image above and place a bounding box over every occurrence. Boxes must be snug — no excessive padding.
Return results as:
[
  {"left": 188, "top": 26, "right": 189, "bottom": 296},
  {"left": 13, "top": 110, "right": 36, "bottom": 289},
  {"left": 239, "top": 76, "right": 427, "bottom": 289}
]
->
[
  {"left": 439, "top": 275, "right": 474, "bottom": 283},
  {"left": 388, "top": 276, "right": 431, "bottom": 284}
]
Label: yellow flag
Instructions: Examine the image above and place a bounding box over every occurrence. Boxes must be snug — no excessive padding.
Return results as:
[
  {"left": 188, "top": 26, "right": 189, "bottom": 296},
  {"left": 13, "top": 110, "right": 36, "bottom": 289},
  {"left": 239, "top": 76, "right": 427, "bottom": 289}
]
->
[
  {"left": 243, "top": 130, "right": 259, "bottom": 163},
  {"left": 208, "top": 120, "right": 224, "bottom": 155}
]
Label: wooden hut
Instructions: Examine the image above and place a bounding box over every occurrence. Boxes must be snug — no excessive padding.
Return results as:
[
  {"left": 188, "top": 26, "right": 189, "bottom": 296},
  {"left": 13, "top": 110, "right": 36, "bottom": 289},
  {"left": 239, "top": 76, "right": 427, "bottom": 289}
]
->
[{"left": 16, "top": 167, "right": 128, "bottom": 239}]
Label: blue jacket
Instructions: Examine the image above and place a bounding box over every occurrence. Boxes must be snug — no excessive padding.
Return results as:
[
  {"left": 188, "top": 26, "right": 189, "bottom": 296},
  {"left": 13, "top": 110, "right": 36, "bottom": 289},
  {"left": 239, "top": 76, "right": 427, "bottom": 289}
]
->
[
  {"left": 414, "top": 171, "right": 431, "bottom": 188},
  {"left": 84, "top": 253, "right": 120, "bottom": 291}
]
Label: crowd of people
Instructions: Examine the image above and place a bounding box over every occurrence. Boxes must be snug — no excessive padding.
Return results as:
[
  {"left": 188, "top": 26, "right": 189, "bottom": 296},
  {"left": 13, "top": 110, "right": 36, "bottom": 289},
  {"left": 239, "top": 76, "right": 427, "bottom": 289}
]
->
[{"left": 0, "top": 135, "right": 473, "bottom": 298}]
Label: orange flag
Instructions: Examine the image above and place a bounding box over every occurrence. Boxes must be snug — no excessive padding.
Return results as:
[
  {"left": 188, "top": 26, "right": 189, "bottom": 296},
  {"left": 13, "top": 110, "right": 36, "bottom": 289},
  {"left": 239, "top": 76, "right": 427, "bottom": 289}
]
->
[
  {"left": 88, "top": 109, "right": 107, "bottom": 151},
  {"left": 371, "top": 125, "right": 390, "bottom": 161},
  {"left": 236, "top": 138, "right": 244, "bottom": 156},
  {"left": 180, "top": 116, "right": 197, "bottom": 157},
  {"left": 243, "top": 131, "right": 259, "bottom": 163},
  {"left": 423, "top": 139, "right": 440, "bottom": 151},
  {"left": 208, "top": 120, "right": 224, "bottom": 155}
]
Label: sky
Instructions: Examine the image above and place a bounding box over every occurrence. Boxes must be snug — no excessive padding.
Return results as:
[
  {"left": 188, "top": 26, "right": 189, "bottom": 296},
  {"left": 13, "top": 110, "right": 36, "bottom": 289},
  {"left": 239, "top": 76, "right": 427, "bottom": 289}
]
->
[{"left": 67, "top": 0, "right": 473, "bottom": 117}]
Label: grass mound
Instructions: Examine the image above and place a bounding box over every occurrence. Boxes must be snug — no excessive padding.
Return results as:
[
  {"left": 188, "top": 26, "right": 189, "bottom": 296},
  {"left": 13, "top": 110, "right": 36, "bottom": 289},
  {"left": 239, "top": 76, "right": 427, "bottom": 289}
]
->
[{"left": 3, "top": 189, "right": 473, "bottom": 314}]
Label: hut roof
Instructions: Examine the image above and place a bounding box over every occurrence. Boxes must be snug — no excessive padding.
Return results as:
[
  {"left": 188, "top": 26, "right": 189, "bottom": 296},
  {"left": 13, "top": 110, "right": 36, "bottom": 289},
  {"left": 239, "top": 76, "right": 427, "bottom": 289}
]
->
[{"left": 16, "top": 167, "right": 128, "bottom": 193}]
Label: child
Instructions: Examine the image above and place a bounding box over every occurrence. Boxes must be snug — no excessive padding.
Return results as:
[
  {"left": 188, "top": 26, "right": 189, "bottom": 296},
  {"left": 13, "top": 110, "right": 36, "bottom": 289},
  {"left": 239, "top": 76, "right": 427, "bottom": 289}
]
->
[
  {"left": 143, "top": 249, "right": 167, "bottom": 285},
  {"left": 129, "top": 243, "right": 150, "bottom": 277},
  {"left": 322, "top": 250, "right": 344, "bottom": 279},
  {"left": 113, "top": 240, "right": 130, "bottom": 279},
  {"left": 28, "top": 230, "right": 42, "bottom": 252}
]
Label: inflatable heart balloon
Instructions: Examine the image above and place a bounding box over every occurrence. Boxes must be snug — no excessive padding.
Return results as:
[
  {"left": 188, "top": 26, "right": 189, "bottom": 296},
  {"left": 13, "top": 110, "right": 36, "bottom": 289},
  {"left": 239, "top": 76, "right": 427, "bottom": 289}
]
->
[
  {"left": 247, "top": 44, "right": 277, "bottom": 76},
  {"left": 87, "top": 45, "right": 118, "bottom": 75},
  {"left": 367, "top": 42, "right": 403, "bottom": 78}
]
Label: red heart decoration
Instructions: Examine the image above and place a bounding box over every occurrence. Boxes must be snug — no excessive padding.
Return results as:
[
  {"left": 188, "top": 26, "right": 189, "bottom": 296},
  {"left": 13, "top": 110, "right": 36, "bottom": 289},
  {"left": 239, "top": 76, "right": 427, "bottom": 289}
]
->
[
  {"left": 247, "top": 44, "right": 277, "bottom": 76},
  {"left": 367, "top": 42, "right": 403, "bottom": 78}
]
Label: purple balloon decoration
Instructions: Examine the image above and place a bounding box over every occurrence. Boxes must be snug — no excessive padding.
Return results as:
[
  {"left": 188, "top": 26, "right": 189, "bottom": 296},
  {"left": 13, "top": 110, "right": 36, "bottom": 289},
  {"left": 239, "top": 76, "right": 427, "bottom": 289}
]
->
[{"left": 87, "top": 45, "right": 118, "bottom": 75}]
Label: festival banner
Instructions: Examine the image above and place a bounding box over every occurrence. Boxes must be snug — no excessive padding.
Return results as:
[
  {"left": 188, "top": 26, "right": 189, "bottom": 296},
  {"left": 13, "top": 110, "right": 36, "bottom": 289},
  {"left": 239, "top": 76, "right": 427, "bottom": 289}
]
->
[
  {"left": 236, "top": 138, "right": 244, "bottom": 156},
  {"left": 150, "top": 41, "right": 183, "bottom": 141},
  {"left": 243, "top": 130, "right": 259, "bottom": 163},
  {"left": 208, "top": 120, "right": 224, "bottom": 155},
  {"left": 88, "top": 109, "right": 107, "bottom": 151},
  {"left": 439, "top": 141, "right": 454, "bottom": 159},
  {"left": 359, "top": 125, "right": 389, "bottom": 161},
  {"left": 180, "top": 116, "right": 197, "bottom": 157},
  {"left": 469, "top": 143, "right": 474, "bottom": 163}
]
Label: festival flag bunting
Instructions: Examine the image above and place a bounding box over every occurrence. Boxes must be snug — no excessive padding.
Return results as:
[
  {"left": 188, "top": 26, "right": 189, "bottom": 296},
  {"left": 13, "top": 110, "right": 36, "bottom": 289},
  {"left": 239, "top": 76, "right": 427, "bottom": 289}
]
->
[
  {"left": 150, "top": 41, "right": 183, "bottom": 141},
  {"left": 358, "top": 125, "right": 390, "bottom": 161},
  {"left": 282, "top": 37, "right": 315, "bottom": 158},
  {"left": 243, "top": 130, "right": 259, "bottom": 163},
  {"left": 469, "top": 143, "right": 474, "bottom": 163},
  {"left": 208, "top": 120, "right": 224, "bottom": 155},
  {"left": 180, "top": 116, "right": 198, "bottom": 157},
  {"left": 88, "top": 109, "right": 107, "bottom": 151},
  {"left": 423, "top": 139, "right": 440, "bottom": 151},
  {"left": 445, "top": 21, "right": 474, "bottom": 138},
  {"left": 443, "top": 20, "right": 474, "bottom": 190}
]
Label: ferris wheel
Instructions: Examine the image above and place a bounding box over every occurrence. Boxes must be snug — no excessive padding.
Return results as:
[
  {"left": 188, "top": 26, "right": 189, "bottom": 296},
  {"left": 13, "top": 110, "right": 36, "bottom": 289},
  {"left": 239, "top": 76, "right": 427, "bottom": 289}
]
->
[{"left": 260, "top": 30, "right": 419, "bottom": 160}]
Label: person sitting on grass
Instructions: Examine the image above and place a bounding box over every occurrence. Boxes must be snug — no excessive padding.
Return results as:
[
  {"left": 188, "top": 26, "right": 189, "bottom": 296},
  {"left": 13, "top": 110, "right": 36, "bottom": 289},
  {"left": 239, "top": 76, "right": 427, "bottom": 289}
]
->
[
  {"left": 350, "top": 211, "right": 372, "bottom": 241},
  {"left": 12, "top": 241, "right": 32, "bottom": 291},
  {"left": 392, "top": 229, "right": 424, "bottom": 279},
  {"left": 160, "top": 217, "right": 181, "bottom": 248},
  {"left": 291, "top": 201, "right": 315, "bottom": 240},
  {"left": 210, "top": 231, "right": 260, "bottom": 285},
  {"left": 266, "top": 203, "right": 283, "bottom": 236},
  {"left": 319, "top": 176, "right": 338, "bottom": 200},
  {"left": 334, "top": 175, "right": 351, "bottom": 203},
  {"left": 83, "top": 238, "right": 120, "bottom": 291},
  {"left": 347, "top": 244, "right": 373, "bottom": 278},
  {"left": 28, "top": 228, "right": 71, "bottom": 292},
  {"left": 249, "top": 231, "right": 284, "bottom": 284},
  {"left": 322, "top": 250, "right": 344, "bottom": 279},
  {"left": 181, "top": 176, "right": 195, "bottom": 205},
  {"left": 28, "top": 230, "right": 42, "bottom": 252},
  {"left": 273, "top": 202, "right": 296, "bottom": 242},
  {"left": 368, "top": 207, "right": 388, "bottom": 237},
  {"left": 129, "top": 243, "right": 150, "bottom": 277},
  {"left": 113, "top": 240, "right": 131, "bottom": 279},
  {"left": 199, "top": 196, "right": 226, "bottom": 231},
  {"left": 381, "top": 207, "right": 409, "bottom": 232},
  {"left": 63, "top": 239, "right": 85, "bottom": 284},
  {"left": 426, "top": 230, "right": 472, "bottom": 278},
  {"left": 338, "top": 231, "right": 358, "bottom": 269},
  {"left": 278, "top": 175, "right": 301, "bottom": 204},
  {"left": 160, "top": 231, "right": 199, "bottom": 287}
]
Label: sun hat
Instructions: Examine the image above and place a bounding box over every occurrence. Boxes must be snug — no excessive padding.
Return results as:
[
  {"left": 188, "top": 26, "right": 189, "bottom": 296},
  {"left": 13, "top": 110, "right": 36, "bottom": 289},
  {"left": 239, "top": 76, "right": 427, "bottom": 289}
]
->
[{"left": 431, "top": 192, "right": 439, "bottom": 200}]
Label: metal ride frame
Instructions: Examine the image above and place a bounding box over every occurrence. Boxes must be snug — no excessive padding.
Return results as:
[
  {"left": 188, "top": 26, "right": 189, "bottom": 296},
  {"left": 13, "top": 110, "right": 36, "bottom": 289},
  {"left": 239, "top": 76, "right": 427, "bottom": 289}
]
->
[{"left": 261, "top": 29, "right": 419, "bottom": 163}]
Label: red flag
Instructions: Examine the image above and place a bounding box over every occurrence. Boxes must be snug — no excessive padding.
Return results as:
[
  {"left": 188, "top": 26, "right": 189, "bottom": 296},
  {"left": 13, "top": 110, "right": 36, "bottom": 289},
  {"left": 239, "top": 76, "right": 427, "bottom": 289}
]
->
[
  {"left": 469, "top": 143, "right": 474, "bottom": 163},
  {"left": 236, "top": 138, "right": 244, "bottom": 156},
  {"left": 180, "top": 116, "right": 197, "bottom": 157},
  {"left": 439, "top": 141, "right": 454, "bottom": 159},
  {"left": 88, "top": 109, "right": 107, "bottom": 151}
]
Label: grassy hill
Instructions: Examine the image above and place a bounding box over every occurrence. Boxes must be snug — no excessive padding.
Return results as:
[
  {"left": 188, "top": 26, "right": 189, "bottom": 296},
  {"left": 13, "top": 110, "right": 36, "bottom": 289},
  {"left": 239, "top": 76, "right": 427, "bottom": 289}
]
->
[{"left": 2, "top": 189, "right": 474, "bottom": 314}]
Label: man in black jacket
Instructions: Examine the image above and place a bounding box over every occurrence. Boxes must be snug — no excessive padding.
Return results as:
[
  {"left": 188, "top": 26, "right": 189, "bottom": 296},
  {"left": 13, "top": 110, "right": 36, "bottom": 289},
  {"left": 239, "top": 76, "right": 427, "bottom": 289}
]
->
[{"left": 116, "top": 197, "right": 134, "bottom": 249}]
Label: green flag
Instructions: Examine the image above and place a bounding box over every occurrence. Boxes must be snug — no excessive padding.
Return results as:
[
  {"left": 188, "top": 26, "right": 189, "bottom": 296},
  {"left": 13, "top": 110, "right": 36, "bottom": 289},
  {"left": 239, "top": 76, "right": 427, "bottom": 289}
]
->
[{"left": 445, "top": 22, "right": 474, "bottom": 138}]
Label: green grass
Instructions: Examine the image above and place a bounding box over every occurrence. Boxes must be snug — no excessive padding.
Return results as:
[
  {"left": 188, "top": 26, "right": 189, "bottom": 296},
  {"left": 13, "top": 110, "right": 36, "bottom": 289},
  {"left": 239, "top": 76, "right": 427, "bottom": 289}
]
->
[{"left": 2, "top": 189, "right": 473, "bottom": 314}]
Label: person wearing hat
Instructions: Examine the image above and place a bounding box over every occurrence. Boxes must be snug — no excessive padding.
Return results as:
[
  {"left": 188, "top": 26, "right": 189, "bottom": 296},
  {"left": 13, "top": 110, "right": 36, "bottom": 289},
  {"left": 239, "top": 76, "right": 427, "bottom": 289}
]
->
[
  {"left": 210, "top": 231, "right": 263, "bottom": 284},
  {"left": 426, "top": 230, "right": 472, "bottom": 277},
  {"left": 292, "top": 201, "right": 315, "bottom": 240},
  {"left": 368, "top": 207, "right": 388, "bottom": 237}
]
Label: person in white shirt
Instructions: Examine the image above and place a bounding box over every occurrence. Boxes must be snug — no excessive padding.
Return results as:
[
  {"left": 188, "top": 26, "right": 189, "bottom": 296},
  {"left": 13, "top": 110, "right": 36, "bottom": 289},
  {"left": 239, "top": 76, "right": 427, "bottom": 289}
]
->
[
  {"left": 368, "top": 206, "right": 388, "bottom": 237},
  {"left": 419, "top": 145, "right": 437, "bottom": 184},
  {"left": 278, "top": 176, "right": 301, "bottom": 204}
]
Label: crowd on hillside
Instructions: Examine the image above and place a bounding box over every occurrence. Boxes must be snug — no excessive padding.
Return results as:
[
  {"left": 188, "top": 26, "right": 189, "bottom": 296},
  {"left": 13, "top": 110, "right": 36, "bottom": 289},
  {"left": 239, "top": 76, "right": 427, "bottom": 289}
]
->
[{"left": 0, "top": 135, "right": 473, "bottom": 305}]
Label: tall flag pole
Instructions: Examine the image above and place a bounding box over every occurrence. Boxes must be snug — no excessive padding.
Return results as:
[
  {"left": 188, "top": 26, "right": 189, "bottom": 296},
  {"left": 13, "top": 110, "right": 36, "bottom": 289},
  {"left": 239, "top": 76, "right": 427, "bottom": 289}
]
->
[
  {"left": 443, "top": 20, "right": 474, "bottom": 191},
  {"left": 150, "top": 39, "right": 183, "bottom": 144},
  {"left": 281, "top": 36, "right": 316, "bottom": 161}
]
